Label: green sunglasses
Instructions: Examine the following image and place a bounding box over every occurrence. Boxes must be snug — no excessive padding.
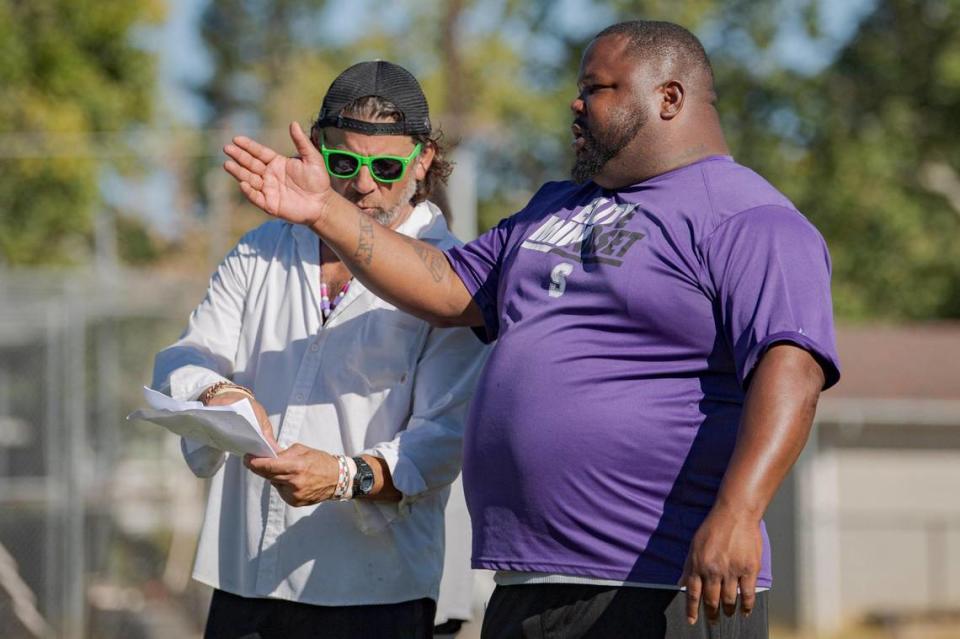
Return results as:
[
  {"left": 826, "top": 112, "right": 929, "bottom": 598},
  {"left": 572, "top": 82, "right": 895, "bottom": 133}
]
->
[{"left": 320, "top": 141, "right": 422, "bottom": 183}]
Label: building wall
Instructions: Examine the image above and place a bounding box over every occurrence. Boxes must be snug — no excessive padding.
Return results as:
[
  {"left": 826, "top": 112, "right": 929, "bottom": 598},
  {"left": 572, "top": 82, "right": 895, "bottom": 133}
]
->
[
  {"left": 795, "top": 418, "right": 960, "bottom": 631},
  {"left": 834, "top": 449, "right": 960, "bottom": 612}
]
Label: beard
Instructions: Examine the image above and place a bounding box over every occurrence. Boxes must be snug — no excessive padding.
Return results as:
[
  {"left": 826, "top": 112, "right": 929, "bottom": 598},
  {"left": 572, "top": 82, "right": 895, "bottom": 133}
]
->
[
  {"left": 352, "top": 175, "right": 419, "bottom": 227},
  {"left": 571, "top": 104, "right": 647, "bottom": 184},
  {"left": 367, "top": 207, "right": 397, "bottom": 226}
]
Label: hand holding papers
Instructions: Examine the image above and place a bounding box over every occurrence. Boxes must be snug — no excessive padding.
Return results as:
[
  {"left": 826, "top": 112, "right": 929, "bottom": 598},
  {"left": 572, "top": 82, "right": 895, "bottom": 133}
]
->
[{"left": 128, "top": 386, "right": 278, "bottom": 458}]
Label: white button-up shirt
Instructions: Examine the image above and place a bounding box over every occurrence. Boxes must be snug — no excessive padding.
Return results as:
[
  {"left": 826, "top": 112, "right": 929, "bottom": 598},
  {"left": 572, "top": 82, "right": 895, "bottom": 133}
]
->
[{"left": 152, "top": 202, "right": 487, "bottom": 606}]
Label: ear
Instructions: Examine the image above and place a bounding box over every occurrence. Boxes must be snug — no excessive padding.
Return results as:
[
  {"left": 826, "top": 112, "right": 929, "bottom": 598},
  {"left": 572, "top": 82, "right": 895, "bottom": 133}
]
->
[
  {"left": 414, "top": 141, "right": 436, "bottom": 181},
  {"left": 659, "top": 81, "right": 685, "bottom": 120}
]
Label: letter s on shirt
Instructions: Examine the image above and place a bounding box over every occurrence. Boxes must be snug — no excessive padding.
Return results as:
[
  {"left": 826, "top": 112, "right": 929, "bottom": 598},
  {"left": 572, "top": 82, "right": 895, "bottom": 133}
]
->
[{"left": 548, "top": 263, "right": 574, "bottom": 298}]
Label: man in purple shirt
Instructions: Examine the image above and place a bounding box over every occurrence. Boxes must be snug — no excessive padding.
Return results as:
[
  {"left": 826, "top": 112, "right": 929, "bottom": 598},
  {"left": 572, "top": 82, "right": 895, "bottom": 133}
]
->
[{"left": 223, "top": 20, "right": 839, "bottom": 638}]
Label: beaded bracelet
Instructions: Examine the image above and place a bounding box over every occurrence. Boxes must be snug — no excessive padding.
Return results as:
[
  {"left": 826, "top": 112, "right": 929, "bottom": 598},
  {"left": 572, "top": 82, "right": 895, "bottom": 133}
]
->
[{"left": 199, "top": 381, "right": 255, "bottom": 405}]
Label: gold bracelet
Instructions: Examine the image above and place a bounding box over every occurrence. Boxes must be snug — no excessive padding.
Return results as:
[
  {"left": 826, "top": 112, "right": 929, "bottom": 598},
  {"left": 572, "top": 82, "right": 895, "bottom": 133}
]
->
[{"left": 199, "top": 381, "right": 255, "bottom": 405}]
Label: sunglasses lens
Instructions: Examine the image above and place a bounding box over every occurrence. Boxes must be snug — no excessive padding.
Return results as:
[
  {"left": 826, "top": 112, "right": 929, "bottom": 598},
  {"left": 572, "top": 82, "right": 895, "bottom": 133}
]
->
[
  {"left": 327, "top": 152, "right": 358, "bottom": 177},
  {"left": 371, "top": 158, "right": 405, "bottom": 181}
]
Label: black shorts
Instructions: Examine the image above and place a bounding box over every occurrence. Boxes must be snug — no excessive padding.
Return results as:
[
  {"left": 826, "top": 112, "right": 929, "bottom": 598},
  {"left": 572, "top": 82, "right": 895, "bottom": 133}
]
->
[{"left": 481, "top": 584, "right": 768, "bottom": 639}]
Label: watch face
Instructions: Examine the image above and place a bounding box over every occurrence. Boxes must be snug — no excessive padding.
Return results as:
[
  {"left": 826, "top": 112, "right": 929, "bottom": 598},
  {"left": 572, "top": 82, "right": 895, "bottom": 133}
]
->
[
  {"left": 352, "top": 458, "right": 376, "bottom": 496},
  {"left": 360, "top": 473, "right": 375, "bottom": 493}
]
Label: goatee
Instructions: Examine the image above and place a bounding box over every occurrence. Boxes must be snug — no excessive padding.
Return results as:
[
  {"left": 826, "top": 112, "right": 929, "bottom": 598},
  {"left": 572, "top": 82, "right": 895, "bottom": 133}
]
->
[
  {"left": 571, "top": 128, "right": 616, "bottom": 184},
  {"left": 571, "top": 107, "right": 646, "bottom": 184},
  {"left": 355, "top": 176, "right": 419, "bottom": 228}
]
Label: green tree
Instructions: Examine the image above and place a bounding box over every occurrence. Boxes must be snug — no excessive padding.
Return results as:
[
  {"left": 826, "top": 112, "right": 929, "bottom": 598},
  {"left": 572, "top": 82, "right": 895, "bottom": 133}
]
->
[
  {"left": 0, "top": 0, "right": 159, "bottom": 265},
  {"left": 200, "top": 0, "right": 960, "bottom": 319},
  {"left": 608, "top": 0, "right": 960, "bottom": 320},
  {"left": 198, "top": 0, "right": 794, "bottom": 230},
  {"left": 795, "top": 0, "right": 960, "bottom": 319}
]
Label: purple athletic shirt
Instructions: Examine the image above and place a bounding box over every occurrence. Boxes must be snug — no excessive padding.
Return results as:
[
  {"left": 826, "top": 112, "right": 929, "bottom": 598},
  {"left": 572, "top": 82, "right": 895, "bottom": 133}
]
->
[{"left": 444, "top": 156, "right": 840, "bottom": 587}]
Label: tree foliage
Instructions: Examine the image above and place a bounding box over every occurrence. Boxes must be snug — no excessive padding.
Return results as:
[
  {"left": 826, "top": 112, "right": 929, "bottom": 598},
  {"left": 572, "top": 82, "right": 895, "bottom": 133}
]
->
[
  {"left": 795, "top": 0, "right": 960, "bottom": 319},
  {"left": 0, "top": 0, "right": 159, "bottom": 265},
  {"left": 197, "top": 0, "right": 960, "bottom": 320}
]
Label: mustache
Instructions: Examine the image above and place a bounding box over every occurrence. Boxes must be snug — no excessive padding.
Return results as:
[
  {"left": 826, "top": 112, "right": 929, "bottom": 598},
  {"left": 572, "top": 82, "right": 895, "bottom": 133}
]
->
[{"left": 346, "top": 194, "right": 379, "bottom": 210}]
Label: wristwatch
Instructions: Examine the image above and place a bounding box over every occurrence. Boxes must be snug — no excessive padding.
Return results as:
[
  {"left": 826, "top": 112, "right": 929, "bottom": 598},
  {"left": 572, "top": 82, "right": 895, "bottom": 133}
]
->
[{"left": 352, "top": 457, "right": 375, "bottom": 497}]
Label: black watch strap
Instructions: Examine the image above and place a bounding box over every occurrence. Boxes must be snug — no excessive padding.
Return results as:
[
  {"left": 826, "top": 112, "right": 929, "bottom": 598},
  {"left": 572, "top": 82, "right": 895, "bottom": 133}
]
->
[{"left": 352, "top": 456, "right": 375, "bottom": 497}]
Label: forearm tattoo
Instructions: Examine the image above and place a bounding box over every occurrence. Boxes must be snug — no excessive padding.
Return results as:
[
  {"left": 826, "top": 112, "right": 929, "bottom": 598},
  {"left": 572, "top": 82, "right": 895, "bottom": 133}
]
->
[
  {"left": 412, "top": 242, "right": 447, "bottom": 284},
  {"left": 354, "top": 217, "right": 375, "bottom": 266}
]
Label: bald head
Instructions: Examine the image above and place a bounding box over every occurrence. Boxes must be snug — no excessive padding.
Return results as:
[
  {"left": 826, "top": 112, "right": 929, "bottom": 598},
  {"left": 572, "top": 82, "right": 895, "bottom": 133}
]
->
[{"left": 595, "top": 21, "right": 716, "bottom": 102}]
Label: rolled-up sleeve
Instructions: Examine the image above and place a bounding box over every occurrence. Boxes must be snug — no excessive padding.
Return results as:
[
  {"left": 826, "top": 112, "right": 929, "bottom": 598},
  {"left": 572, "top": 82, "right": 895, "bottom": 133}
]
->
[
  {"left": 152, "top": 234, "right": 252, "bottom": 477},
  {"left": 359, "top": 323, "right": 487, "bottom": 528},
  {"left": 701, "top": 205, "right": 841, "bottom": 390},
  {"left": 370, "top": 324, "right": 487, "bottom": 492}
]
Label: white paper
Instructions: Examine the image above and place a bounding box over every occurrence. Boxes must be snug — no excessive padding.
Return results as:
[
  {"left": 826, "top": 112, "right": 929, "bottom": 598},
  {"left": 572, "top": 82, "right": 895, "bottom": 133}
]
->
[{"left": 127, "top": 386, "right": 277, "bottom": 458}]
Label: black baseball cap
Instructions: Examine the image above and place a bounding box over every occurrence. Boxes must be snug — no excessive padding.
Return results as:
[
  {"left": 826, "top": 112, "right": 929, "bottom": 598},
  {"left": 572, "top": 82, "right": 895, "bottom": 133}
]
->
[{"left": 316, "top": 60, "right": 431, "bottom": 136}]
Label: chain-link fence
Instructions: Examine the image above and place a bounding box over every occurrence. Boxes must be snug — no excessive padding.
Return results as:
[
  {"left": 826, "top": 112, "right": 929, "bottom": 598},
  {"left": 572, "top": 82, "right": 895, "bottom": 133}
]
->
[{"left": 0, "top": 269, "right": 213, "bottom": 639}]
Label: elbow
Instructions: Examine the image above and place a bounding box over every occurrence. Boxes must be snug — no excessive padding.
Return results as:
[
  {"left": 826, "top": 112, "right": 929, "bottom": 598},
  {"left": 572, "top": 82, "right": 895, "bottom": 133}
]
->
[
  {"left": 427, "top": 314, "right": 464, "bottom": 329},
  {"left": 430, "top": 296, "right": 485, "bottom": 329},
  {"left": 414, "top": 305, "right": 474, "bottom": 329}
]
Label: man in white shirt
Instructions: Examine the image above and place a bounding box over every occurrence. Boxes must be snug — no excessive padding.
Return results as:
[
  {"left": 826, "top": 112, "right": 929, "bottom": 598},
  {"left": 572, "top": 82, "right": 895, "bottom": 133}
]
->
[{"left": 152, "top": 60, "right": 486, "bottom": 639}]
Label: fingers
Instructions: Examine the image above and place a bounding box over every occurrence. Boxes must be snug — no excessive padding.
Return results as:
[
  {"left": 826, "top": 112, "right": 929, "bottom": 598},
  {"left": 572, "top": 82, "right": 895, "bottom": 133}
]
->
[
  {"left": 702, "top": 575, "right": 722, "bottom": 623},
  {"left": 222, "top": 142, "right": 269, "bottom": 211},
  {"left": 238, "top": 181, "right": 268, "bottom": 211},
  {"left": 682, "top": 565, "right": 701, "bottom": 625},
  {"left": 280, "top": 443, "right": 310, "bottom": 456},
  {"left": 289, "top": 121, "right": 320, "bottom": 161},
  {"left": 721, "top": 576, "right": 739, "bottom": 617},
  {"left": 739, "top": 573, "right": 757, "bottom": 618},
  {"left": 223, "top": 143, "right": 269, "bottom": 175},
  {"left": 231, "top": 135, "right": 278, "bottom": 165},
  {"left": 244, "top": 455, "right": 294, "bottom": 480},
  {"left": 244, "top": 454, "right": 272, "bottom": 479},
  {"left": 223, "top": 160, "right": 264, "bottom": 190}
]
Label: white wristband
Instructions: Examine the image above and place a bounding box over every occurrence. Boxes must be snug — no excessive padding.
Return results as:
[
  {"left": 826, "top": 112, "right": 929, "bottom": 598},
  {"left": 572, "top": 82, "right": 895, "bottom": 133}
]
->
[
  {"left": 332, "top": 455, "right": 349, "bottom": 500},
  {"left": 342, "top": 456, "right": 358, "bottom": 500}
]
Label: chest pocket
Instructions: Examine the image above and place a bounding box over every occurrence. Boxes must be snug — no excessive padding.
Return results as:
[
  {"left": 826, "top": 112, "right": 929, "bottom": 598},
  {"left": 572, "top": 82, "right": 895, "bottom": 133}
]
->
[{"left": 342, "top": 307, "right": 427, "bottom": 391}]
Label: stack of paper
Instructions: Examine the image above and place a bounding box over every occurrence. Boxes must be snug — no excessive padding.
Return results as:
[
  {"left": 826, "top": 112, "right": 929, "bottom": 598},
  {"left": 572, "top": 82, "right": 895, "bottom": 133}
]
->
[{"left": 128, "top": 386, "right": 277, "bottom": 458}]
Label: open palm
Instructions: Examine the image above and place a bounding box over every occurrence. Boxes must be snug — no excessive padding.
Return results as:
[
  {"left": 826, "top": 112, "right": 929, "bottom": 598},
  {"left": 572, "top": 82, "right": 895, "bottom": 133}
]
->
[{"left": 223, "top": 121, "right": 332, "bottom": 226}]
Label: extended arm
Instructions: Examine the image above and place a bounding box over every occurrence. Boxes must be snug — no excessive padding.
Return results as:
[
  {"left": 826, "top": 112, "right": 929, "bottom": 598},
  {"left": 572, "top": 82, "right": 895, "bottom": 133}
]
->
[
  {"left": 682, "top": 344, "right": 824, "bottom": 623},
  {"left": 222, "top": 123, "right": 482, "bottom": 328},
  {"left": 314, "top": 201, "right": 479, "bottom": 327}
]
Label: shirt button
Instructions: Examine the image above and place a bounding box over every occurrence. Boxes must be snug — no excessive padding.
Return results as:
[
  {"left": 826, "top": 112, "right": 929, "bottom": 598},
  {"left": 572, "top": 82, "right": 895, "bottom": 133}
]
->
[
  {"left": 295, "top": 393, "right": 304, "bottom": 402},
  {"left": 310, "top": 342, "right": 320, "bottom": 352},
  {"left": 400, "top": 373, "right": 408, "bottom": 384}
]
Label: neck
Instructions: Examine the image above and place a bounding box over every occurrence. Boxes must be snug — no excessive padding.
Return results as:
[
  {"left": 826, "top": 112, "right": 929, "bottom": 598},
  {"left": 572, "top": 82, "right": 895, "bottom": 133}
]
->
[
  {"left": 386, "top": 202, "right": 416, "bottom": 231},
  {"left": 595, "top": 110, "right": 730, "bottom": 189}
]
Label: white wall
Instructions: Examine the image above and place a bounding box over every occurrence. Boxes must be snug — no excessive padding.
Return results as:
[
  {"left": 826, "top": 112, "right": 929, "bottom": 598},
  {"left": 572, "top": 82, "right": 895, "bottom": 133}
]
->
[{"left": 800, "top": 445, "right": 960, "bottom": 631}]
